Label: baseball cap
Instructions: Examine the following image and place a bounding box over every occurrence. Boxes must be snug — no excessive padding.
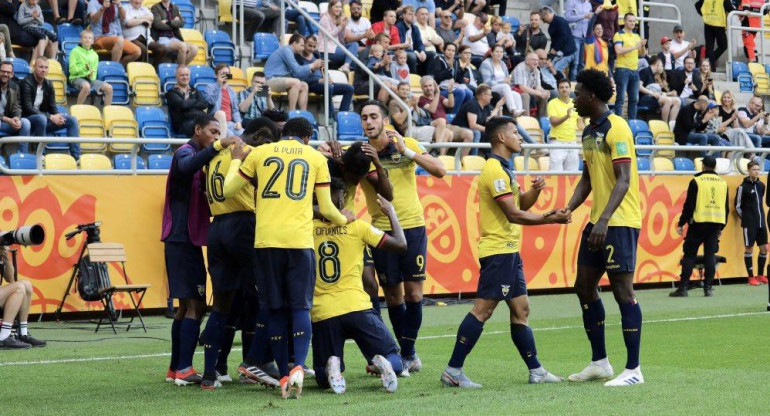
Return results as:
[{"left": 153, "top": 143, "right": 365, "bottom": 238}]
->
[
  {"left": 706, "top": 102, "right": 719, "bottom": 110},
  {"left": 702, "top": 155, "right": 717, "bottom": 168},
  {"left": 660, "top": 36, "right": 672, "bottom": 45},
  {"left": 673, "top": 24, "right": 684, "bottom": 32}
]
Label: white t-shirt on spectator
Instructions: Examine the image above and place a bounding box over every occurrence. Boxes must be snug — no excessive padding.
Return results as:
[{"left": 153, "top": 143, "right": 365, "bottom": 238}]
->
[
  {"left": 738, "top": 109, "right": 764, "bottom": 135},
  {"left": 122, "top": 6, "right": 155, "bottom": 42},
  {"left": 463, "top": 24, "right": 489, "bottom": 56},
  {"left": 346, "top": 17, "right": 372, "bottom": 45},
  {"left": 33, "top": 86, "right": 43, "bottom": 111},
  {"left": 669, "top": 39, "right": 688, "bottom": 68}
]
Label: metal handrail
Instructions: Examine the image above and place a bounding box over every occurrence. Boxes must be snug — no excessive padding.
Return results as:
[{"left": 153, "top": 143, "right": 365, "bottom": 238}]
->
[
  {"left": 726, "top": 4, "right": 770, "bottom": 80},
  {"left": 636, "top": 1, "right": 681, "bottom": 40}
]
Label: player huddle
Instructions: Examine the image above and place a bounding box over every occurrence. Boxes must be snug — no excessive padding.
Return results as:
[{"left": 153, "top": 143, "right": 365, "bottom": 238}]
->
[{"left": 161, "top": 69, "right": 645, "bottom": 399}]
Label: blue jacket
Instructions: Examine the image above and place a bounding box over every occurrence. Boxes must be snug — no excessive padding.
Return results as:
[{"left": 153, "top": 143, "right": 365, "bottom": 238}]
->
[
  {"left": 548, "top": 15, "right": 577, "bottom": 55},
  {"left": 204, "top": 83, "right": 242, "bottom": 124},
  {"left": 396, "top": 20, "right": 425, "bottom": 53},
  {"left": 264, "top": 45, "right": 313, "bottom": 79}
]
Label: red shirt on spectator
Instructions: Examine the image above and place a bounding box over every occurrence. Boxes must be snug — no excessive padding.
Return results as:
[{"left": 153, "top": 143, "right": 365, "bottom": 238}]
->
[
  {"left": 221, "top": 88, "right": 232, "bottom": 121},
  {"left": 419, "top": 95, "right": 447, "bottom": 120},
  {"left": 369, "top": 21, "right": 401, "bottom": 46}
]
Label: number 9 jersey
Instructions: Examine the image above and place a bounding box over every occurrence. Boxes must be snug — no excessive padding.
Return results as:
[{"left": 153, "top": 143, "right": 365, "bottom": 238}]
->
[{"left": 205, "top": 145, "right": 256, "bottom": 216}]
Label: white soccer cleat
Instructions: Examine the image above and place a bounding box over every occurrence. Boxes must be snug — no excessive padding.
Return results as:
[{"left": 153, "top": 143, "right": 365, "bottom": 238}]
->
[
  {"left": 529, "top": 367, "right": 564, "bottom": 384},
  {"left": 567, "top": 359, "right": 614, "bottom": 382},
  {"left": 404, "top": 355, "right": 422, "bottom": 373},
  {"left": 440, "top": 367, "right": 482, "bottom": 389},
  {"left": 215, "top": 371, "right": 233, "bottom": 383},
  {"left": 371, "top": 355, "right": 398, "bottom": 393},
  {"left": 604, "top": 367, "right": 644, "bottom": 387},
  {"left": 326, "top": 356, "right": 346, "bottom": 394}
]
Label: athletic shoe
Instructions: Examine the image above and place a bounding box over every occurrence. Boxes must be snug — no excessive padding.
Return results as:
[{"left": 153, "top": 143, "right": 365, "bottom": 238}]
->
[
  {"left": 757, "top": 275, "right": 769, "bottom": 284},
  {"left": 281, "top": 365, "right": 304, "bottom": 399},
  {"left": 398, "top": 366, "right": 410, "bottom": 378},
  {"left": 261, "top": 362, "right": 280, "bottom": 380},
  {"left": 604, "top": 367, "right": 644, "bottom": 387},
  {"left": 302, "top": 365, "right": 315, "bottom": 378},
  {"left": 237, "top": 362, "right": 280, "bottom": 388},
  {"left": 371, "top": 355, "right": 398, "bottom": 393},
  {"left": 200, "top": 379, "right": 222, "bottom": 390},
  {"left": 326, "top": 356, "right": 346, "bottom": 394},
  {"left": 0, "top": 336, "right": 30, "bottom": 349},
  {"left": 216, "top": 371, "right": 233, "bottom": 383},
  {"left": 165, "top": 369, "right": 176, "bottom": 383},
  {"left": 403, "top": 355, "right": 422, "bottom": 373},
  {"left": 239, "top": 373, "right": 258, "bottom": 384},
  {"left": 567, "top": 360, "right": 614, "bottom": 382},
  {"left": 440, "top": 367, "right": 482, "bottom": 389},
  {"left": 704, "top": 287, "right": 714, "bottom": 297},
  {"left": 365, "top": 364, "right": 381, "bottom": 376},
  {"left": 174, "top": 368, "right": 203, "bottom": 386},
  {"left": 669, "top": 288, "right": 688, "bottom": 297},
  {"left": 529, "top": 367, "right": 564, "bottom": 384},
  {"left": 748, "top": 277, "right": 760, "bottom": 286},
  {"left": 17, "top": 334, "right": 46, "bottom": 347}
]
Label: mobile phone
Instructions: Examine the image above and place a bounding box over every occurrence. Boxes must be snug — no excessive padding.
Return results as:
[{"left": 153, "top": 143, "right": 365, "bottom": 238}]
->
[{"left": 225, "top": 73, "right": 233, "bottom": 80}]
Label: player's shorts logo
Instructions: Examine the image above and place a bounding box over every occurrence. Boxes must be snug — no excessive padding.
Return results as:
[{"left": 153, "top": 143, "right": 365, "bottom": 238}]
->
[{"left": 501, "top": 285, "right": 510, "bottom": 297}]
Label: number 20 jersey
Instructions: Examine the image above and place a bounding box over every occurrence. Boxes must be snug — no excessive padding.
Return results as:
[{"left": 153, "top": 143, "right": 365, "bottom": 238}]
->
[
  {"left": 206, "top": 145, "right": 256, "bottom": 216},
  {"left": 239, "top": 139, "right": 332, "bottom": 249},
  {"left": 311, "top": 219, "right": 386, "bottom": 322}
]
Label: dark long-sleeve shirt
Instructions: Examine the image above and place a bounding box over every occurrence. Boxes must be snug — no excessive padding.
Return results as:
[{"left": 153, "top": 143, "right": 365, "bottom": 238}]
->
[
  {"left": 673, "top": 103, "right": 706, "bottom": 145},
  {"left": 736, "top": 176, "right": 766, "bottom": 228},
  {"left": 679, "top": 171, "right": 730, "bottom": 228},
  {"left": 166, "top": 86, "right": 209, "bottom": 133},
  {"left": 547, "top": 15, "right": 577, "bottom": 55}
]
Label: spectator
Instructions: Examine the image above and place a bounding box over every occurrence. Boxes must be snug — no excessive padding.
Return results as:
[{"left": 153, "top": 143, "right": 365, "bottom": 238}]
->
[
  {"left": 365, "top": 43, "right": 400, "bottom": 88},
  {"left": 465, "top": 0, "right": 486, "bottom": 14},
  {"left": 416, "top": 7, "right": 443, "bottom": 54},
  {"left": 263, "top": 33, "right": 314, "bottom": 111},
  {"left": 454, "top": 44, "right": 481, "bottom": 94},
  {"left": 419, "top": 75, "right": 474, "bottom": 155},
  {"left": 718, "top": 90, "right": 757, "bottom": 154},
  {"left": 20, "top": 57, "right": 79, "bottom": 158},
  {"left": 435, "top": 0, "right": 464, "bottom": 27},
  {"left": 403, "top": 0, "right": 436, "bottom": 27},
  {"left": 396, "top": 6, "right": 429, "bottom": 74},
  {"left": 88, "top": 0, "right": 142, "bottom": 67},
  {"left": 354, "top": 36, "right": 398, "bottom": 102},
  {"left": 205, "top": 64, "right": 243, "bottom": 139},
  {"left": 122, "top": 0, "right": 167, "bottom": 67},
  {"left": 255, "top": 0, "right": 281, "bottom": 34},
  {"left": 48, "top": 0, "right": 85, "bottom": 25},
  {"left": 151, "top": 0, "right": 200, "bottom": 66},
  {"left": 369, "top": 0, "right": 400, "bottom": 24},
  {"left": 639, "top": 55, "right": 680, "bottom": 125},
  {"left": 166, "top": 65, "right": 208, "bottom": 137},
  {"left": 231, "top": 0, "right": 267, "bottom": 41},
  {"left": 497, "top": 21, "right": 517, "bottom": 58},
  {"left": 540, "top": 7, "right": 578, "bottom": 81},
  {"left": 462, "top": 12, "right": 489, "bottom": 67},
  {"left": 513, "top": 52, "right": 549, "bottom": 118},
  {"left": 738, "top": 95, "right": 770, "bottom": 148},
  {"left": 436, "top": 10, "right": 464, "bottom": 51},
  {"left": 17, "top": 0, "right": 58, "bottom": 61},
  {"left": 451, "top": 83, "right": 505, "bottom": 150},
  {"left": 547, "top": 78, "right": 582, "bottom": 171},
  {"left": 565, "top": 0, "right": 593, "bottom": 75},
  {"left": 515, "top": 11, "right": 548, "bottom": 59},
  {"left": 0, "top": 246, "right": 46, "bottom": 348},
  {"left": 318, "top": 0, "right": 359, "bottom": 73},
  {"left": 658, "top": 36, "right": 675, "bottom": 72},
  {"left": 612, "top": 13, "right": 644, "bottom": 119},
  {"left": 370, "top": 10, "right": 407, "bottom": 52},
  {"left": 295, "top": 35, "right": 354, "bottom": 115},
  {"left": 674, "top": 96, "right": 723, "bottom": 149},
  {"left": 670, "top": 56, "right": 703, "bottom": 102},
  {"left": 537, "top": 48, "right": 561, "bottom": 98},
  {"left": 698, "top": 59, "right": 716, "bottom": 100},
  {"left": 480, "top": 44, "right": 525, "bottom": 116},
  {"left": 390, "top": 49, "right": 411, "bottom": 84},
  {"left": 429, "top": 42, "right": 473, "bottom": 112},
  {"left": 584, "top": 22, "right": 609, "bottom": 76},
  {"left": 238, "top": 71, "right": 273, "bottom": 126},
  {"left": 345, "top": 1, "right": 374, "bottom": 53},
  {"left": 593, "top": 0, "right": 618, "bottom": 68},
  {"left": 389, "top": 81, "right": 441, "bottom": 143},
  {"left": 0, "top": 0, "right": 34, "bottom": 57},
  {"left": 695, "top": 0, "right": 732, "bottom": 67},
  {"left": 284, "top": 3, "right": 315, "bottom": 38},
  {"left": 0, "top": 61, "right": 31, "bottom": 147},
  {"left": 69, "top": 30, "right": 114, "bottom": 106},
  {"left": 669, "top": 25, "right": 697, "bottom": 69}
]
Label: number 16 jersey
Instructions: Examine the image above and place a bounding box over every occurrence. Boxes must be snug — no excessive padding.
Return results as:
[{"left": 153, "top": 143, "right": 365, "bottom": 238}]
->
[
  {"left": 205, "top": 146, "right": 256, "bottom": 216},
  {"left": 238, "top": 139, "right": 332, "bottom": 249}
]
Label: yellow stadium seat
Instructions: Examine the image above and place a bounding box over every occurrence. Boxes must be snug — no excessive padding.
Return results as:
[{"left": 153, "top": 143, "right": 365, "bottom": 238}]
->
[
  {"left": 70, "top": 104, "right": 106, "bottom": 152},
  {"left": 44, "top": 153, "right": 77, "bottom": 170},
  {"left": 246, "top": 66, "right": 263, "bottom": 82},
  {"left": 282, "top": 33, "right": 293, "bottom": 45},
  {"left": 360, "top": 0, "right": 372, "bottom": 18},
  {"left": 34, "top": 59, "right": 66, "bottom": 105},
  {"left": 517, "top": 116, "right": 544, "bottom": 142},
  {"left": 538, "top": 156, "right": 550, "bottom": 171},
  {"left": 79, "top": 154, "right": 112, "bottom": 170},
  {"left": 715, "top": 90, "right": 722, "bottom": 103},
  {"left": 127, "top": 62, "right": 161, "bottom": 106},
  {"left": 694, "top": 157, "right": 703, "bottom": 171},
  {"left": 218, "top": 0, "right": 233, "bottom": 23},
  {"left": 514, "top": 156, "right": 539, "bottom": 171},
  {"left": 461, "top": 155, "right": 485, "bottom": 171},
  {"left": 655, "top": 136, "right": 676, "bottom": 158},
  {"left": 143, "top": 0, "right": 161, "bottom": 7},
  {"left": 409, "top": 74, "right": 422, "bottom": 95},
  {"left": 180, "top": 29, "right": 208, "bottom": 66},
  {"left": 652, "top": 157, "right": 674, "bottom": 171},
  {"left": 648, "top": 119, "right": 671, "bottom": 139},
  {"left": 438, "top": 155, "right": 457, "bottom": 171},
  {"left": 749, "top": 62, "right": 766, "bottom": 76},
  {"left": 103, "top": 106, "right": 139, "bottom": 153},
  {"left": 229, "top": 66, "right": 248, "bottom": 93}
]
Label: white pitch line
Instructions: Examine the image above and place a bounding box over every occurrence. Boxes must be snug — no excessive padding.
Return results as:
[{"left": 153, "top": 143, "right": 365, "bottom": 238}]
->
[{"left": 1, "top": 311, "right": 766, "bottom": 367}]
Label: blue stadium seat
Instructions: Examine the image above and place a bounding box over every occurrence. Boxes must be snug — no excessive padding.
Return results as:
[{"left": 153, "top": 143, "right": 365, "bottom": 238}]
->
[
  {"left": 337, "top": 111, "right": 364, "bottom": 140},
  {"left": 190, "top": 65, "right": 216, "bottom": 92},
  {"left": 7, "top": 58, "right": 30, "bottom": 79},
  {"left": 159, "top": 63, "right": 178, "bottom": 93},
  {"left": 578, "top": 159, "right": 583, "bottom": 171},
  {"left": 539, "top": 116, "right": 550, "bottom": 139},
  {"left": 114, "top": 154, "right": 146, "bottom": 170},
  {"left": 10, "top": 153, "right": 36, "bottom": 169},
  {"left": 637, "top": 157, "right": 650, "bottom": 171},
  {"left": 765, "top": 64, "right": 770, "bottom": 75},
  {"left": 205, "top": 30, "right": 236, "bottom": 66},
  {"left": 635, "top": 135, "right": 653, "bottom": 156},
  {"left": 288, "top": 110, "right": 319, "bottom": 140},
  {"left": 177, "top": 3, "right": 197, "bottom": 29},
  {"left": 674, "top": 157, "right": 695, "bottom": 171},
  {"left": 764, "top": 159, "right": 770, "bottom": 172},
  {"left": 97, "top": 61, "right": 130, "bottom": 105},
  {"left": 253, "top": 33, "right": 279, "bottom": 62},
  {"left": 500, "top": 16, "right": 520, "bottom": 32},
  {"left": 732, "top": 61, "right": 749, "bottom": 81},
  {"left": 148, "top": 154, "right": 173, "bottom": 169},
  {"left": 738, "top": 73, "right": 754, "bottom": 92},
  {"left": 58, "top": 23, "right": 83, "bottom": 54},
  {"left": 446, "top": 113, "right": 455, "bottom": 124},
  {"left": 136, "top": 106, "right": 172, "bottom": 152},
  {"left": 42, "top": 106, "right": 71, "bottom": 151},
  {"left": 415, "top": 166, "right": 428, "bottom": 175}
]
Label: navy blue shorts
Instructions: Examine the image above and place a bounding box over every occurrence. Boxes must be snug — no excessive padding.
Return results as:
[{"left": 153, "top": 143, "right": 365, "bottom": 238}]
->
[
  {"left": 577, "top": 224, "right": 640, "bottom": 273},
  {"left": 312, "top": 309, "right": 399, "bottom": 376},
  {"left": 477, "top": 253, "right": 527, "bottom": 300},
  {"left": 254, "top": 248, "right": 315, "bottom": 310},
  {"left": 372, "top": 226, "right": 427, "bottom": 287},
  {"left": 164, "top": 242, "right": 206, "bottom": 300},
  {"left": 207, "top": 212, "right": 256, "bottom": 292},
  {"left": 363, "top": 246, "right": 374, "bottom": 267}
]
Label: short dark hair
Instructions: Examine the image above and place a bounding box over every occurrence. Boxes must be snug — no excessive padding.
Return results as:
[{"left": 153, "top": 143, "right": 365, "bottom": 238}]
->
[
  {"left": 262, "top": 108, "right": 289, "bottom": 123},
  {"left": 683, "top": 56, "right": 695, "bottom": 64},
  {"left": 349, "top": 0, "right": 361, "bottom": 6},
  {"left": 360, "top": 99, "right": 389, "bottom": 118},
  {"left": 214, "top": 63, "right": 229, "bottom": 75},
  {"left": 648, "top": 55, "right": 662, "bottom": 66},
  {"left": 557, "top": 78, "right": 571, "bottom": 88},
  {"left": 748, "top": 161, "right": 760, "bottom": 170},
  {"left": 484, "top": 116, "right": 516, "bottom": 143},
  {"left": 492, "top": 44, "right": 504, "bottom": 52},
  {"left": 444, "top": 43, "right": 457, "bottom": 52},
  {"left": 243, "top": 117, "right": 279, "bottom": 143},
  {"left": 288, "top": 32, "right": 305, "bottom": 45},
  {"left": 251, "top": 127, "right": 278, "bottom": 147},
  {"left": 576, "top": 69, "right": 614, "bottom": 102},
  {"left": 457, "top": 44, "right": 471, "bottom": 55},
  {"left": 281, "top": 117, "right": 314, "bottom": 140},
  {"left": 194, "top": 114, "right": 218, "bottom": 130},
  {"left": 624, "top": 12, "right": 635, "bottom": 19},
  {"left": 475, "top": 84, "right": 492, "bottom": 98},
  {"left": 251, "top": 71, "right": 265, "bottom": 80},
  {"left": 341, "top": 142, "right": 373, "bottom": 179},
  {"left": 330, "top": 176, "right": 346, "bottom": 194}
]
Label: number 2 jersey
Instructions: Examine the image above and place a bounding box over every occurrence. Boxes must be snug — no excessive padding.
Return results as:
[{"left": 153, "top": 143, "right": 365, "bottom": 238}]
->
[
  {"left": 311, "top": 219, "right": 387, "bottom": 322},
  {"left": 206, "top": 146, "right": 256, "bottom": 215}
]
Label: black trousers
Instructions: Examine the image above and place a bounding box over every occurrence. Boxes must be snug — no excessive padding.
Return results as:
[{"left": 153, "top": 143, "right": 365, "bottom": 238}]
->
[
  {"left": 680, "top": 222, "right": 722, "bottom": 288},
  {"left": 704, "top": 24, "right": 728, "bottom": 67}
]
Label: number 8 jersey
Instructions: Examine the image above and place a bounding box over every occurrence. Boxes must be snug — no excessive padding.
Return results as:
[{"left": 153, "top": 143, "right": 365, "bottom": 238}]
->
[
  {"left": 311, "top": 218, "right": 387, "bottom": 323},
  {"left": 205, "top": 145, "right": 256, "bottom": 216},
  {"left": 238, "top": 139, "right": 332, "bottom": 249}
]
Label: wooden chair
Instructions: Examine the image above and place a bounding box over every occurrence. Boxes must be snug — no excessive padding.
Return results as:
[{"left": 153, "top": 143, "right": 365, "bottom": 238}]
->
[{"left": 88, "top": 243, "right": 151, "bottom": 334}]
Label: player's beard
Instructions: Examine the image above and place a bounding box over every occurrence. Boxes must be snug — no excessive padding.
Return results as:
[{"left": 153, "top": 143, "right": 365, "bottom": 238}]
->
[{"left": 366, "top": 123, "right": 384, "bottom": 140}]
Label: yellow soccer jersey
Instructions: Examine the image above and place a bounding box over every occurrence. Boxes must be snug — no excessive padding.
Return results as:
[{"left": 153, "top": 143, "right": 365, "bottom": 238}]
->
[
  {"left": 311, "top": 219, "right": 387, "bottom": 322},
  {"left": 478, "top": 155, "right": 521, "bottom": 258},
  {"left": 239, "top": 139, "right": 332, "bottom": 249},
  {"left": 360, "top": 137, "right": 427, "bottom": 230},
  {"left": 581, "top": 112, "right": 642, "bottom": 229},
  {"left": 612, "top": 29, "right": 641, "bottom": 70},
  {"left": 206, "top": 146, "right": 256, "bottom": 216},
  {"left": 547, "top": 98, "right": 579, "bottom": 142}
]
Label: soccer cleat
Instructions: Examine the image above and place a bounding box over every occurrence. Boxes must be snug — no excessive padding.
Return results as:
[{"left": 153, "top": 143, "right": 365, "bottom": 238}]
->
[
  {"left": 239, "top": 373, "right": 258, "bottom": 384},
  {"left": 174, "top": 368, "right": 203, "bottom": 386},
  {"left": 200, "top": 379, "right": 222, "bottom": 391},
  {"left": 757, "top": 275, "right": 769, "bottom": 284},
  {"left": 529, "top": 367, "right": 564, "bottom": 384},
  {"left": 748, "top": 277, "right": 761, "bottom": 286},
  {"left": 0, "top": 336, "right": 31, "bottom": 350},
  {"left": 237, "top": 362, "right": 280, "bottom": 388},
  {"left": 17, "top": 334, "right": 46, "bottom": 347},
  {"left": 567, "top": 360, "right": 614, "bottom": 382},
  {"left": 165, "top": 369, "right": 176, "bottom": 383},
  {"left": 604, "top": 367, "right": 644, "bottom": 387},
  {"left": 440, "top": 367, "right": 482, "bottom": 389},
  {"left": 366, "top": 364, "right": 382, "bottom": 376},
  {"left": 403, "top": 355, "right": 422, "bottom": 373},
  {"left": 371, "top": 355, "right": 398, "bottom": 393},
  {"left": 302, "top": 365, "right": 316, "bottom": 378},
  {"left": 326, "top": 356, "right": 346, "bottom": 394},
  {"left": 261, "top": 362, "right": 281, "bottom": 380},
  {"left": 216, "top": 371, "right": 233, "bottom": 383},
  {"left": 398, "top": 366, "right": 410, "bottom": 378},
  {"left": 669, "top": 288, "right": 688, "bottom": 297},
  {"left": 280, "top": 365, "right": 304, "bottom": 399}
]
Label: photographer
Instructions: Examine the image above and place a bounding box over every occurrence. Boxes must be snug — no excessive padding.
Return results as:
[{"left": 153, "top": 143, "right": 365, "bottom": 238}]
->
[
  {"left": 238, "top": 71, "right": 274, "bottom": 127},
  {"left": 205, "top": 64, "right": 243, "bottom": 139},
  {"left": 0, "top": 246, "right": 46, "bottom": 349}
]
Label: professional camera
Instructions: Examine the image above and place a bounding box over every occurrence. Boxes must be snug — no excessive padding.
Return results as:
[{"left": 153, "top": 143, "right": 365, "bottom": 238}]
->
[
  {"left": 65, "top": 222, "right": 102, "bottom": 243},
  {"left": 0, "top": 224, "right": 45, "bottom": 246}
]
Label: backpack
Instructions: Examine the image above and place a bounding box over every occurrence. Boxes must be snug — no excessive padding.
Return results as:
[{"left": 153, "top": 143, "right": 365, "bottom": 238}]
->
[{"left": 76, "top": 255, "right": 111, "bottom": 301}]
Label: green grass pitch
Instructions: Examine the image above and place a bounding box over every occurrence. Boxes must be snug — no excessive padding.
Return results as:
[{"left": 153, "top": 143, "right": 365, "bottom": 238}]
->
[{"left": 2, "top": 285, "right": 769, "bottom": 416}]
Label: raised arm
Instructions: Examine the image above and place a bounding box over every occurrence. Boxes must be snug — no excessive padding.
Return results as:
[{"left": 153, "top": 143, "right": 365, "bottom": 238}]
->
[
  {"left": 377, "top": 195, "right": 407, "bottom": 252},
  {"left": 391, "top": 131, "right": 446, "bottom": 178},
  {"left": 362, "top": 143, "right": 394, "bottom": 201}
]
